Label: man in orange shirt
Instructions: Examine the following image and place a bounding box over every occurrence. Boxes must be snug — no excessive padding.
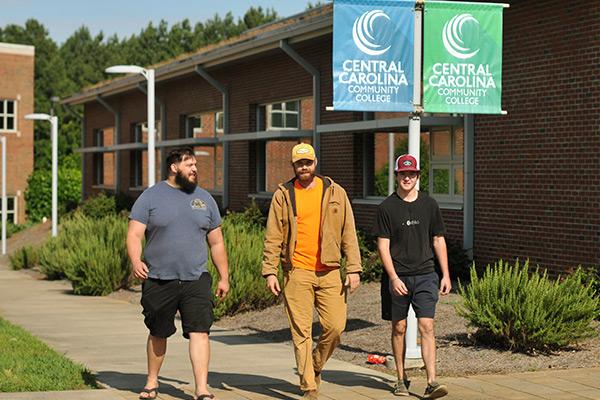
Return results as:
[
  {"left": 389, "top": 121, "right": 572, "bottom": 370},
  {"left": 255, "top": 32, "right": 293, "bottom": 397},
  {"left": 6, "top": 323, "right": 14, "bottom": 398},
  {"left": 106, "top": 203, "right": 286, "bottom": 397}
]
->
[{"left": 262, "top": 143, "right": 362, "bottom": 399}]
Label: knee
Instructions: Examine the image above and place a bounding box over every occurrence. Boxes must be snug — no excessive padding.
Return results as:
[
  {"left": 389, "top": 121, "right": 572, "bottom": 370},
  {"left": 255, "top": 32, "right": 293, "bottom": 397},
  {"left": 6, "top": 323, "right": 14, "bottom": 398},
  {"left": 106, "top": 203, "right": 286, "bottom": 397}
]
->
[
  {"left": 418, "top": 319, "right": 435, "bottom": 338},
  {"left": 392, "top": 320, "right": 407, "bottom": 336},
  {"left": 322, "top": 320, "right": 345, "bottom": 339}
]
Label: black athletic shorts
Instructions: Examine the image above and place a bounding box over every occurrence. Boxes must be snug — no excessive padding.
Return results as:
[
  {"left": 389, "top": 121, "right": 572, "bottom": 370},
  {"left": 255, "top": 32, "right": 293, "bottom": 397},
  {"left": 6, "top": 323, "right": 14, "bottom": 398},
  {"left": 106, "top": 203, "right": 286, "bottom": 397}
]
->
[
  {"left": 389, "top": 271, "right": 439, "bottom": 321},
  {"left": 140, "top": 272, "right": 214, "bottom": 339}
]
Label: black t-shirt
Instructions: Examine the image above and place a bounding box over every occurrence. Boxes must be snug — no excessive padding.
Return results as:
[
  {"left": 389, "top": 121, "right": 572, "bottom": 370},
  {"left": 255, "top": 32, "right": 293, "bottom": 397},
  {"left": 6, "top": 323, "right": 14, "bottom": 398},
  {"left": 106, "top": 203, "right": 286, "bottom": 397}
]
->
[{"left": 373, "top": 192, "right": 445, "bottom": 276}]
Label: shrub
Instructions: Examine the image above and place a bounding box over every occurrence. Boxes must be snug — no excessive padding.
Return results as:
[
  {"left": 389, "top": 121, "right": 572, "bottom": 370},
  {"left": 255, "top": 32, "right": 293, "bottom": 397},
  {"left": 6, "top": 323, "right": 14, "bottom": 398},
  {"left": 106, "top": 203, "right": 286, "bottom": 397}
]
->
[
  {"left": 9, "top": 245, "right": 39, "bottom": 270},
  {"left": 357, "top": 230, "right": 382, "bottom": 282},
  {"left": 38, "top": 213, "right": 131, "bottom": 295},
  {"left": 457, "top": 260, "right": 600, "bottom": 353},
  {"left": 25, "top": 167, "right": 82, "bottom": 222},
  {"left": 79, "top": 193, "right": 116, "bottom": 219},
  {"left": 208, "top": 213, "right": 277, "bottom": 319},
  {"left": 225, "top": 199, "right": 266, "bottom": 229}
]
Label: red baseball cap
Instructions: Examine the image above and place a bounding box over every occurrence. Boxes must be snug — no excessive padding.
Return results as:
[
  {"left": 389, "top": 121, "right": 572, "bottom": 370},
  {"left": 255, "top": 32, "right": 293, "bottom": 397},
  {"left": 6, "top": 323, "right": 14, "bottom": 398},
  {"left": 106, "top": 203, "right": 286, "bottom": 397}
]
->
[{"left": 395, "top": 154, "right": 419, "bottom": 172}]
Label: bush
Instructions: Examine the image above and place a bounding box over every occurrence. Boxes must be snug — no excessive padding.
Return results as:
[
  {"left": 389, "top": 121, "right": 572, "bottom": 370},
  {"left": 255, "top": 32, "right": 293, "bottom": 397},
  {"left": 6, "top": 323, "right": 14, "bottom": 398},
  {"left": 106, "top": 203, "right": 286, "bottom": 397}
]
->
[
  {"left": 25, "top": 167, "right": 82, "bottom": 222},
  {"left": 208, "top": 213, "right": 277, "bottom": 319},
  {"left": 9, "top": 245, "right": 39, "bottom": 270},
  {"left": 225, "top": 199, "right": 266, "bottom": 229},
  {"left": 79, "top": 193, "right": 116, "bottom": 219},
  {"left": 357, "top": 230, "right": 382, "bottom": 282},
  {"left": 457, "top": 260, "right": 600, "bottom": 353},
  {"left": 38, "top": 213, "right": 131, "bottom": 295}
]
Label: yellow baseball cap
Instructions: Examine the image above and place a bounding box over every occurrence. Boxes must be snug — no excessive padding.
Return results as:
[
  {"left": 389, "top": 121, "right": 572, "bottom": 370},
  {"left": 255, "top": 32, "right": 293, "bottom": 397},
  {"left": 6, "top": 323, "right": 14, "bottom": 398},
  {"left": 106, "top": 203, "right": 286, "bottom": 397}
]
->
[{"left": 291, "top": 143, "right": 316, "bottom": 163}]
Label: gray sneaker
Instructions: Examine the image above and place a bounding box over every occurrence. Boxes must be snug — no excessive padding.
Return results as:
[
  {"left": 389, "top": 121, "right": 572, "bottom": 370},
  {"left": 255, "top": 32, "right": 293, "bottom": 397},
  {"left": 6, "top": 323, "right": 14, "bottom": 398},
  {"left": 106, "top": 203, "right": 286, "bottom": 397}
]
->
[
  {"left": 392, "top": 379, "right": 411, "bottom": 396},
  {"left": 423, "top": 381, "right": 448, "bottom": 399}
]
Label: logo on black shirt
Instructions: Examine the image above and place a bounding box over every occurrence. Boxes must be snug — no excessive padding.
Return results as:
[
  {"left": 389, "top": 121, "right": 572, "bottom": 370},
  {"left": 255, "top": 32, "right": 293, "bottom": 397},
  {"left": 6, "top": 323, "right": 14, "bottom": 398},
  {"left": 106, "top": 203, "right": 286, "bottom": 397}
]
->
[
  {"left": 190, "top": 199, "right": 207, "bottom": 210},
  {"left": 405, "top": 219, "right": 420, "bottom": 226}
]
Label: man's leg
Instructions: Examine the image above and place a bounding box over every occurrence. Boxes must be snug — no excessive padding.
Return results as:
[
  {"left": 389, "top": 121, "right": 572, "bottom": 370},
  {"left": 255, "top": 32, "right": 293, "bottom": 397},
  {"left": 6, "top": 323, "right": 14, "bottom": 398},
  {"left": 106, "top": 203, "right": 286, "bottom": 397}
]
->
[
  {"left": 283, "top": 268, "right": 318, "bottom": 392},
  {"left": 313, "top": 269, "right": 346, "bottom": 377},
  {"left": 391, "top": 319, "right": 408, "bottom": 381},
  {"left": 143, "top": 334, "right": 166, "bottom": 398},
  {"left": 418, "top": 318, "right": 436, "bottom": 384},
  {"left": 189, "top": 332, "right": 211, "bottom": 397}
]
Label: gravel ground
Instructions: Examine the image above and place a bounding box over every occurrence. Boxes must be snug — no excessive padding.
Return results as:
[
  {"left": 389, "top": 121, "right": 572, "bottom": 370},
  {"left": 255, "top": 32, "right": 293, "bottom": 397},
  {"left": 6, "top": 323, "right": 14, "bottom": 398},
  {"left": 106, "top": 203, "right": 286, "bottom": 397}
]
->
[{"left": 214, "top": 281, "right": 600, "bottom": 378}]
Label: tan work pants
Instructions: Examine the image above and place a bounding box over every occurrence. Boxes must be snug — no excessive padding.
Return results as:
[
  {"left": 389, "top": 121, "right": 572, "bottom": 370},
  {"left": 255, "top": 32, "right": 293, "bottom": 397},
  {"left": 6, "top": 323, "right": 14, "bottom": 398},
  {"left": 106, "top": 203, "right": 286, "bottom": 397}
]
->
[{"left": 283, "top": 268, "right": 347, "bottom": 391}]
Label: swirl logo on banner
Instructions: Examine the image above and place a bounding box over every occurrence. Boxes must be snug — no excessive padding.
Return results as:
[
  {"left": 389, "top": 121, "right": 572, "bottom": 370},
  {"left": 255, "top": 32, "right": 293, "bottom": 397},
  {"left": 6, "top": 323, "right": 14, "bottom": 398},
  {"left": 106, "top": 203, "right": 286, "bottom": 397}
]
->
[
  {"left": 352, "top": 10, "right": 392, "bottom": 56},
  {"left": 442, "top": 13, "right": 480, "bottom": 60}
]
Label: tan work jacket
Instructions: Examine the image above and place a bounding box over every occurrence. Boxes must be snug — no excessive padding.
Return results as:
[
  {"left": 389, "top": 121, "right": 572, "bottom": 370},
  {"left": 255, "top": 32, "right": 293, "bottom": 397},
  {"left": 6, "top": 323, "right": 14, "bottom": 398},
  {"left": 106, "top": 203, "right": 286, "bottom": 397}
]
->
[{"left": 261, "top": 176, "right": 362, "bottom": 277}]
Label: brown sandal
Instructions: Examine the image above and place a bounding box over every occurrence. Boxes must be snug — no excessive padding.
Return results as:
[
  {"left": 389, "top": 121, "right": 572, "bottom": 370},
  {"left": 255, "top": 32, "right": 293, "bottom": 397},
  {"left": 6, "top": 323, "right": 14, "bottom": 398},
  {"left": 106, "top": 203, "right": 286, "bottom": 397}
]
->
[{"left": 139, "top": 387, "right": 158, "bottom": 399}]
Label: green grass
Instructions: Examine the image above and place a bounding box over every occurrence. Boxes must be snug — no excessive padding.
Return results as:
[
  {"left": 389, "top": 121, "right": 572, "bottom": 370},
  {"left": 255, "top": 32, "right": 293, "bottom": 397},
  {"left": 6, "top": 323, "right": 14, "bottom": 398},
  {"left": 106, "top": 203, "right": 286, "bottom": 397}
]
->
[{"left": 0, "top": 317, "right": 97, "bottom": 392}]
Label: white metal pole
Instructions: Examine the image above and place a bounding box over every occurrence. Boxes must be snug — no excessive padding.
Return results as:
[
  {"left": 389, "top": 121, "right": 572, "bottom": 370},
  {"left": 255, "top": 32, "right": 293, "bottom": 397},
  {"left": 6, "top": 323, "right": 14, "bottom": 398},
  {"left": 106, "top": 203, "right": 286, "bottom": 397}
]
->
[
  {"left": 405, "top": 4, "right": 424, "bottom": 361},
  {"left": 1, "top": 136, "right": 6, "bottom": 255},
  {"left": 51, "top": 116, "right": 58, "bottom": 237},
  {"left": 146, "top": 69, "right": 156, "bottom": 187}
]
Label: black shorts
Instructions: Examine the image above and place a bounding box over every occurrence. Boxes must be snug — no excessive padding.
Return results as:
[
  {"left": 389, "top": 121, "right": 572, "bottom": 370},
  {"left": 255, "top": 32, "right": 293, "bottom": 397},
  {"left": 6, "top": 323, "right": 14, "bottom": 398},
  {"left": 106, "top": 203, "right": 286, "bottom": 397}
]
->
[
  {"left": 141, "top": 272, "right": 214, "bottom": 339},
  {"left": 389, "top": 271, "right": 439, "bottom": 321}
]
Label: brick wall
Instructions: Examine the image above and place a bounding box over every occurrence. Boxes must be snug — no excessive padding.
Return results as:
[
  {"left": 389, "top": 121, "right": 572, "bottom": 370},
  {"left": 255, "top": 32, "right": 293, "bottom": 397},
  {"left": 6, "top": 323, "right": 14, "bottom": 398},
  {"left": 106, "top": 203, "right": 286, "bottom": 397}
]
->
[
  {"left": 0, "top": 44, "right": 34, "bottom": 224},
  {"left": 473, "top": 0, "right": 600, "bottom": 273}
]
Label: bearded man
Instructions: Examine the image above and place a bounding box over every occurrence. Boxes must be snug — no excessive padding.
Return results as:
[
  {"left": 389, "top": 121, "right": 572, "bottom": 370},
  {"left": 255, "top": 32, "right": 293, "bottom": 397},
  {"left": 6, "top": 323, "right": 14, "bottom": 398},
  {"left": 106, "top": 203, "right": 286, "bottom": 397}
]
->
[
  {"left": 127, "top": 147, "right": 229, "bottom": 400},
  {"left": 262, "top": 143, "right": 362, "bottom": 399}
]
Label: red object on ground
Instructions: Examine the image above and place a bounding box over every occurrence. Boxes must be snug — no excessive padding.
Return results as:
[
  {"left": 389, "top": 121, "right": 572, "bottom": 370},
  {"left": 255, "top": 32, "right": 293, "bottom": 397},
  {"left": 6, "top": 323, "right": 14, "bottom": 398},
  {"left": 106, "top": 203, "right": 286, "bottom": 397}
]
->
[{"left": 367, "top": 354, "right": 386, "bottom": 364}]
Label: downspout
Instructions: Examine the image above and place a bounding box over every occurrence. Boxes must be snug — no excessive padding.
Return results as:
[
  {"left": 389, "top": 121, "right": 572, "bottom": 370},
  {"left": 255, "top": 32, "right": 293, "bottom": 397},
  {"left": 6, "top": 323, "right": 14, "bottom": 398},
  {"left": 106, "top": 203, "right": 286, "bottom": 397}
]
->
[
  {"left": 463, "top": 115, "right": 475, "bottom": 259},
  {"left": 195, "top": 65, "right": 229, "bottom": 210},
  {"left": 279, "top": 39, "right": 321, "bottom": 167},
  {"left": 137, "top": 84, "right": 167, "bottom": 180},
  {"left": 96, "top": 96, "right": 121, "bottom": 194}
]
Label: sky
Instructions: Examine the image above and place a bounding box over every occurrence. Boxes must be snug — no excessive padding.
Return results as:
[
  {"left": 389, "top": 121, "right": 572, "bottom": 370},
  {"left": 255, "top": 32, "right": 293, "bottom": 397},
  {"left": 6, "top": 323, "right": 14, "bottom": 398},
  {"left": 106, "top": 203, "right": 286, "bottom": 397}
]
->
[{"left": 0, "top": 0, "right": 320, "bottom": 45}]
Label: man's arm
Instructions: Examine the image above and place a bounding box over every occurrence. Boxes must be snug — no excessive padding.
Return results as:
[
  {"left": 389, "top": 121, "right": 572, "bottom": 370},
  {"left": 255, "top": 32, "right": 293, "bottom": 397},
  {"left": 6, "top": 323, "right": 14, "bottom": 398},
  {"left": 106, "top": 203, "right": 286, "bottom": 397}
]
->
[
  {"left": 262, "top": 191, "right": 285, "bottom": 296},
  {"left": 126, "top": 220, "right": 149, "bottom": 280},
  {"left": 377, "top": 237, "right": 408, "bottom": 296},
  {"left": 340, "top": 192, "right": 361, "bottom": 292},
  {"left": 207, "top": 227, "right": 230, "bottom": 299},
  {"left": 433, "top": 235, "right": 451, "bottom": 295}
]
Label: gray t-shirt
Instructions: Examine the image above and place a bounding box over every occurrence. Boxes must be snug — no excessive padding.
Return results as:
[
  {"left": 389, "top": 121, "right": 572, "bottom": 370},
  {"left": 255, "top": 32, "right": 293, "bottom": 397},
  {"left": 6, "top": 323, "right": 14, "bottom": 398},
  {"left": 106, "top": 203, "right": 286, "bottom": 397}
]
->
[{"left": 129, "top": 181, "right": 222, "bottom": 280}]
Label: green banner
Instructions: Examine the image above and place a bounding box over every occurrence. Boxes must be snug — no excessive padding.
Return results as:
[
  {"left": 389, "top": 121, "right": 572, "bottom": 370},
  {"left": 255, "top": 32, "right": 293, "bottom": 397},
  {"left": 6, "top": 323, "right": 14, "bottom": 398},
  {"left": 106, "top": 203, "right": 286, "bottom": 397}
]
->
[{"left": 423, "top": 1, "right": 504, "bottom": 114}]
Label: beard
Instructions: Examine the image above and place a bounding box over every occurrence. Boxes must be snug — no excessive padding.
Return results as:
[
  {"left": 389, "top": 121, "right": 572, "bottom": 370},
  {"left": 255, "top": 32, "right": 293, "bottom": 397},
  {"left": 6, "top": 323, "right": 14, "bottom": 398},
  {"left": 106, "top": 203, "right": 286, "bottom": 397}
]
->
[
  {"left": 175, "top": 170, "right": 197, "bottom": 194},
  {"left": 295, "top": 170, "right": 315, "bottom": 184}
]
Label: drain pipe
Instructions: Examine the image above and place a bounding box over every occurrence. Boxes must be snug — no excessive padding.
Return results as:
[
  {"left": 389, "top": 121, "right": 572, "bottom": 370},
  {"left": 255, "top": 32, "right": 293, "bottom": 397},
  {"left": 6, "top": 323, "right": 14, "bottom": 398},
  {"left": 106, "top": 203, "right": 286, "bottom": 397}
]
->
[
  {"left": 195, "top": 65, "right": 229, "bottom": 210},
  {"left": 280, "top": 39, "right": 321, "bottom": 165}
]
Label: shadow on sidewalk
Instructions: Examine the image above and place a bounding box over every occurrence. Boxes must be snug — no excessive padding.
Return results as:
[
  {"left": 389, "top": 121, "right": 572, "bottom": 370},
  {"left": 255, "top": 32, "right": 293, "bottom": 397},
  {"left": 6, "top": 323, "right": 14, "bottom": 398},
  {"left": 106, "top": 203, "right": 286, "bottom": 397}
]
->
[
  {"left": 208, "top": 372, "right": 299, "bottom": 399},
  {"left": 323, "top": 369, "right": 396, "bottom": 391},
  {"left": 97, "top": 371, "right": 190, "bottom": 399}
]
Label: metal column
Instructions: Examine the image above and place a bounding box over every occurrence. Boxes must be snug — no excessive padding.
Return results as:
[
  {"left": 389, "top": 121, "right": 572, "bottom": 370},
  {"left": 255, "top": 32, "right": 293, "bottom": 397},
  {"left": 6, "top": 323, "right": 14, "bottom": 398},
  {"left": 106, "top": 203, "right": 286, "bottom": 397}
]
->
[
  {"left": 195, "top": 66, "right": 229, "bottom": 210},
  {"left": 279, "top": 39, "right": 321, "bottom": 164}
]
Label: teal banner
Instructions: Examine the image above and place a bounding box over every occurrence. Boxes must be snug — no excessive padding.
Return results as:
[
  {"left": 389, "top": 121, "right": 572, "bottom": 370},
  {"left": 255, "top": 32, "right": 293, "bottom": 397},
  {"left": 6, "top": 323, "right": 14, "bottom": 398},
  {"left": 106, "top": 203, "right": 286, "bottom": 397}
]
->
[
  {"left": 333, "top": 0, "right": 416, "bottom": 112},
  {"left": 423, "top": 1, "right": 505, "bottom": 114}
]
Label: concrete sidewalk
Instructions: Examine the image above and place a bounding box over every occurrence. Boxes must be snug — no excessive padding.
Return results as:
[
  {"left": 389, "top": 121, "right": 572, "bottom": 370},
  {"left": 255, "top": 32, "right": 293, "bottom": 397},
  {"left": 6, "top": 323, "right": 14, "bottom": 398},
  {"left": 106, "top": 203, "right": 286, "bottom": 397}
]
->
[{"left": 1, "top": 263, "right": 599, "bottom": 400}]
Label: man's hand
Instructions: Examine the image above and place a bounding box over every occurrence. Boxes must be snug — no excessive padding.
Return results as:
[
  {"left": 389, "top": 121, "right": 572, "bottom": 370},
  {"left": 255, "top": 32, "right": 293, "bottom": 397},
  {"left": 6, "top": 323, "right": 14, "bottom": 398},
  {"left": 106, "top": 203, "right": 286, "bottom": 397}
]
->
[
  {"left": 215, "top": 278, "right": 230, "bottom": 299},
  {"left": 266, "top": 274, "right": 281, "bottom": 296},
  {"left": 440, "top": 275, "right": 452, "bottom": 295},
  {"left": 344, "top": 272, "right": 360, "bottom": 293},
  {"left": 132, "top": 260, "right": 149, "bottom": 280},
  {"left": 390, "top": 277, "right": 408, "bottom": 296}
]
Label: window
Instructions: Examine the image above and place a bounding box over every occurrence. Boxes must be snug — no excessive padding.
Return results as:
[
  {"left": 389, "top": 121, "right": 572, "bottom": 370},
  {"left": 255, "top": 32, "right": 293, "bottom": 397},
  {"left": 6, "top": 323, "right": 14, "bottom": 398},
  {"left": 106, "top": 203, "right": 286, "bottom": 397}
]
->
[
  {"left": 364, "top": 125, "right": 463, "bottom": 205},
  {"left": 267, "top": 101, "right": 299, "bottom": 130},
  {"left": 5, "top": 196, "right": 17, "bottom": 224},
  {"left": 183, "top": 114, "right": 202, "bottom": 138},
  {"left": 429, "top": 127, "right": 464, "bottom": 203},
  {"left": 0, "top": 99, "right": 17, "bottom": 132},
  {"left": 256, "top": 139, "right": 311, "bottom": 193},
  {"left": 214, "top": 111, "right": 224, "bottom": 134},
  {"left": 93, "top": 129, "right": 104, "bottom": 185},
  {"left": 194, "top": 146, "right": 224, "bottom": 192}
]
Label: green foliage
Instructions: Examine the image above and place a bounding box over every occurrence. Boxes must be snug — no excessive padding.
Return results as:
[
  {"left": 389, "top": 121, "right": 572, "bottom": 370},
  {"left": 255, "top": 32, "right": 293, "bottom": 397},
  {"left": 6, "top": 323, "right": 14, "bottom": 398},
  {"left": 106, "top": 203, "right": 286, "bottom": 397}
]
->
[
  {"left": 24, "top": 167, "right": 82, "bottom": 222},
  {"left": 357, "top": 230, "right": 382, "bottom": 282},
  {"left": 79, "top": 193, "right": 117, "bottom": 219},
  {"left": 374, "top": 136, "right": 430, "bottom": 196},
  {"left": 0, "top": 317, "right": 96, "bottom": 392},
  {"left": 9, "top": 245, "right": 39, "bottom": 271},
  {"left": 457, "top": 260, "right": 600, "bottom": 353},
  {"left": 208, "top": 214, "right": 277, "bottom": 319},
  {"left": 37, "top": 213, "right": 131, "bottom": 295},
  {"left": 225, "top": 200, "right": 266, "bottom": 229}
]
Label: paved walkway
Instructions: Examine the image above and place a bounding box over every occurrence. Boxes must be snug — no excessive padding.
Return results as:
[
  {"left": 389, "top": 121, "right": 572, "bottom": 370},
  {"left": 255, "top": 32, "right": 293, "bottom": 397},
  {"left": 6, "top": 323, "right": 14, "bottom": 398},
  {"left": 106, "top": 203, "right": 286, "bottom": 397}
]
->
[{"left": 0, "top": 262, "right": 599, "bottom": 400}]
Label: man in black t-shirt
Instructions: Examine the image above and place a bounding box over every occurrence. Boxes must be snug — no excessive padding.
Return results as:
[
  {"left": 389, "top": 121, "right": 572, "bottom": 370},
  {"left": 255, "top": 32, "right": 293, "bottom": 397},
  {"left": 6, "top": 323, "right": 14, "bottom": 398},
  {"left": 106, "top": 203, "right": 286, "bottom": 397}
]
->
[{"left": 374, "top": 154, "right": 451, "bottom": 399}]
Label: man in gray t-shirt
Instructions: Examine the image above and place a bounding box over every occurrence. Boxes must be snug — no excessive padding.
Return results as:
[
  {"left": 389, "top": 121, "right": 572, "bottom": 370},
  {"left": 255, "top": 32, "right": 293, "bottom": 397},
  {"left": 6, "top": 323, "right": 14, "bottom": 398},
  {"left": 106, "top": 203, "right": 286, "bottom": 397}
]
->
[{"left": 127, "top": 147, "right": 229, "bottom": 400}]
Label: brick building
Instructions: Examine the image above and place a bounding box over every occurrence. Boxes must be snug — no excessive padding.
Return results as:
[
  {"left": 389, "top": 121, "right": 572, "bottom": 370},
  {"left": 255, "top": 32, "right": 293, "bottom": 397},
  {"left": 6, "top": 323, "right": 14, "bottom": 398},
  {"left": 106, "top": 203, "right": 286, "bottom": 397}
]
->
[
  {"left": 63, "top": 2, "right": 600, "bottom": 274},
  {"left": 0, "top": 42, "right": 35, "bottom": 224}
]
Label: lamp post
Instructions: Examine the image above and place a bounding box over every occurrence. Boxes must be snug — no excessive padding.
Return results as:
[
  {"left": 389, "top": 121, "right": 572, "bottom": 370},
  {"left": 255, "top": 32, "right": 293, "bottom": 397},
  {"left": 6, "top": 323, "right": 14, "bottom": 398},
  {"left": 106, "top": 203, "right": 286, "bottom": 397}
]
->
[
  {"left": 105, "top": 65, "right": 156, "bottom": 187},
  {"left": 25, "top": 113, "right": 58, "bottom": 237}
]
